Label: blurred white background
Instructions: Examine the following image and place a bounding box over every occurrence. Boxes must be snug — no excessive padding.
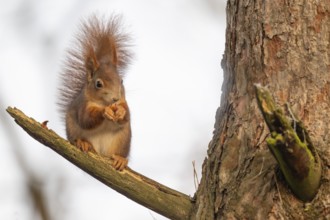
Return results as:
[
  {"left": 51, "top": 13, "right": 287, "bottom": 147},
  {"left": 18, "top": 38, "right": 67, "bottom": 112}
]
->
[{"left": 0, "top": 0, "right": 225, "bottom": 219}]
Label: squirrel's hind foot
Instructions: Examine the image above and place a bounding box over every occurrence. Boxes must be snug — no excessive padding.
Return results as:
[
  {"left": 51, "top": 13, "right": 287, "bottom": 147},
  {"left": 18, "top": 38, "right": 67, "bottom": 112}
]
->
[
  {"left": 111, "top": 154, "right": 128, "bottom": 171},
  {"left": 75, "top": 139, "right": 96, "bottom": 153}
]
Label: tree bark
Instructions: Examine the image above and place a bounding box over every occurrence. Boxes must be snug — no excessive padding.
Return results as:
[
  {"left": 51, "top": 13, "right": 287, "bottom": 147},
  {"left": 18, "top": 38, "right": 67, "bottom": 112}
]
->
[{"left": 192, "top": 0, "right": 330, "bottom": 219}]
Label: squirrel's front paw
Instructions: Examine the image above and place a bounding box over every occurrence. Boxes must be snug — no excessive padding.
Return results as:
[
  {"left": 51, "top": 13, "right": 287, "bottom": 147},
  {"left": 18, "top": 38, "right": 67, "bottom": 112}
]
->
[
  {"left": 104, "top": 106, "right": 116, "bottom": 121},
  {"left": 114, "top": 103, "right": 127, "bottom": 122},
  {"left": 75, "top": 139, "right": 95, "bottom": 153},
  {"left": 104, "top": 101, "right": 127, "bottom": 123}
]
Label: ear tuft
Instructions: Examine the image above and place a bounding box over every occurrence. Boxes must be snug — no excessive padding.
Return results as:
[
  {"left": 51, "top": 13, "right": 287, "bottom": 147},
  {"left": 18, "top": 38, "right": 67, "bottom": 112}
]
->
[
  {"left": 110, "top": 40, "right": 118, "bottom": 67},
  {"left": 85, "top": 46, "right": 99, "bottom": 80}
]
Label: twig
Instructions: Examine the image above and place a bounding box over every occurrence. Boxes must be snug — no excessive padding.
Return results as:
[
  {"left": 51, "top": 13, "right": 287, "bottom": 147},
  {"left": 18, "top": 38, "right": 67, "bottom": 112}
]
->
[
  {"left": 192, "top": 161, "right": 199, "bottom": 190},
  {"left": 274, "top": 172, "right": 283, "bottom": 205}
]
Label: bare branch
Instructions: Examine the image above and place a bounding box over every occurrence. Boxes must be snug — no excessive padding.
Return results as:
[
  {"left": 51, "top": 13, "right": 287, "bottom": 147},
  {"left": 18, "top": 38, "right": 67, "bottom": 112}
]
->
[
  {"left": 6, "top": 107, "right": 193, "bottom": 220},
  {"left": 255, "top": 85, "right": 322, "bottom": 202}
]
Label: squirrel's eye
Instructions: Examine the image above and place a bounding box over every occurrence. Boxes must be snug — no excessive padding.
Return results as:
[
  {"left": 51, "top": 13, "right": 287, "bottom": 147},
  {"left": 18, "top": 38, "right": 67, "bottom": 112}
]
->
[
  {"left": 95, "top": 79, "right": 104, "bottom": 89},
  {"left": 121, "top": 79, "right": 123, "bottom": 84}
]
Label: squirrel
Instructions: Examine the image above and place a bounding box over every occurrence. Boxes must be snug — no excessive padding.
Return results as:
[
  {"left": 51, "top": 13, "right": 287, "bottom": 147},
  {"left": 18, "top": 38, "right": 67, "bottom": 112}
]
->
[{"left": 58, "top": 15, "right": 132, "bottom": 171}]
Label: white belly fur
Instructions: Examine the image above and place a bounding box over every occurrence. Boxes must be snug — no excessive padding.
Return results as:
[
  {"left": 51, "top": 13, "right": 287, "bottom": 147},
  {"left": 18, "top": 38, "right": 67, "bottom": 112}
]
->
[{"left": 81, "top": 120, "right": 121, "bottom": 156}]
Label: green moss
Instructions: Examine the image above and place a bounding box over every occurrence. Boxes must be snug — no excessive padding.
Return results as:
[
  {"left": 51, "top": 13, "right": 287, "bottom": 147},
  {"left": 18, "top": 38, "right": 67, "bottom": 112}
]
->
[{"left": 255, "top": 85, "right": 322, "bottom": 202}]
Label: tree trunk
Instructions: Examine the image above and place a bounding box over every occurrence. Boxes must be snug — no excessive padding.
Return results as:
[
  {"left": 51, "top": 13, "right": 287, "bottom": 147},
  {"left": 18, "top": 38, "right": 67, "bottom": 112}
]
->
[{"left": 192, "top": 0, "right": 330, "bottom": 219}]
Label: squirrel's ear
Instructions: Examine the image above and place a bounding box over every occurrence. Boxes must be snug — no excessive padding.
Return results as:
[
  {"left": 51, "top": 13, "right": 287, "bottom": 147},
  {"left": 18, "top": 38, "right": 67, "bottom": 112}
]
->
[
  {"left": 85, "top": 47, "right": 99, "bottom": 80},
  {"left": 110, "top": 42, "right": 118, "bottom": 67}
]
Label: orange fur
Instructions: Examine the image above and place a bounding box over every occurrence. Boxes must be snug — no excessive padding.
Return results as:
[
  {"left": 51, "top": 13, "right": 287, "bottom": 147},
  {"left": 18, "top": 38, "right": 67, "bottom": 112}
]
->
[{"left": 58, "top": 14, "right": 132, "bottom": 171}]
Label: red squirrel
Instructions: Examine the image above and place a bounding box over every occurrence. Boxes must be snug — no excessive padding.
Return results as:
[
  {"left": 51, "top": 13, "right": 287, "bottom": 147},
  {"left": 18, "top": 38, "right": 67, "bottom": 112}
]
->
[{"left": 58, "top": 15, "right": 132, "bottom": 171}]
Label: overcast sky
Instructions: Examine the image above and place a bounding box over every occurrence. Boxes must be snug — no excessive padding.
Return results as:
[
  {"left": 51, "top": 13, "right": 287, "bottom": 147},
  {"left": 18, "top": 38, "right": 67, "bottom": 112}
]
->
[{"left": 0, "top": 1, "right": 226, "bottom": 219}]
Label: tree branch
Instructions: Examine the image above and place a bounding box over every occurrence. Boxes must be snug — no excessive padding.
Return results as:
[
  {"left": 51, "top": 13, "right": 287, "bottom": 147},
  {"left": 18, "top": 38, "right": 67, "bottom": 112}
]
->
[
  {"left": 6, "top": 107, "right": 193, "bottom": 220},
  {"left": 255, "top": 85, "right": 322, "bottom": 201}
]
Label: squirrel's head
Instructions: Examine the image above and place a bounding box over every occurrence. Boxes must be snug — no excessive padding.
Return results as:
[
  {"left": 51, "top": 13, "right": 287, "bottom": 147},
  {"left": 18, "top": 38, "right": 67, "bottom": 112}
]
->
[
  {"left": 58, "top": 15, "right": 132, "bottom": 113},
  {"left": 84, "top": 40, "right": 125, "bottom": 105}
]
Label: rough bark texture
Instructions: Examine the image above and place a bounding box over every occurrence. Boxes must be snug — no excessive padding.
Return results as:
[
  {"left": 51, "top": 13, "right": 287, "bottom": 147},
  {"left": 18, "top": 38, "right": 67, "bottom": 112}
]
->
[{"left": 192, "top": 0, "right": 330, "bottom": 219}]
